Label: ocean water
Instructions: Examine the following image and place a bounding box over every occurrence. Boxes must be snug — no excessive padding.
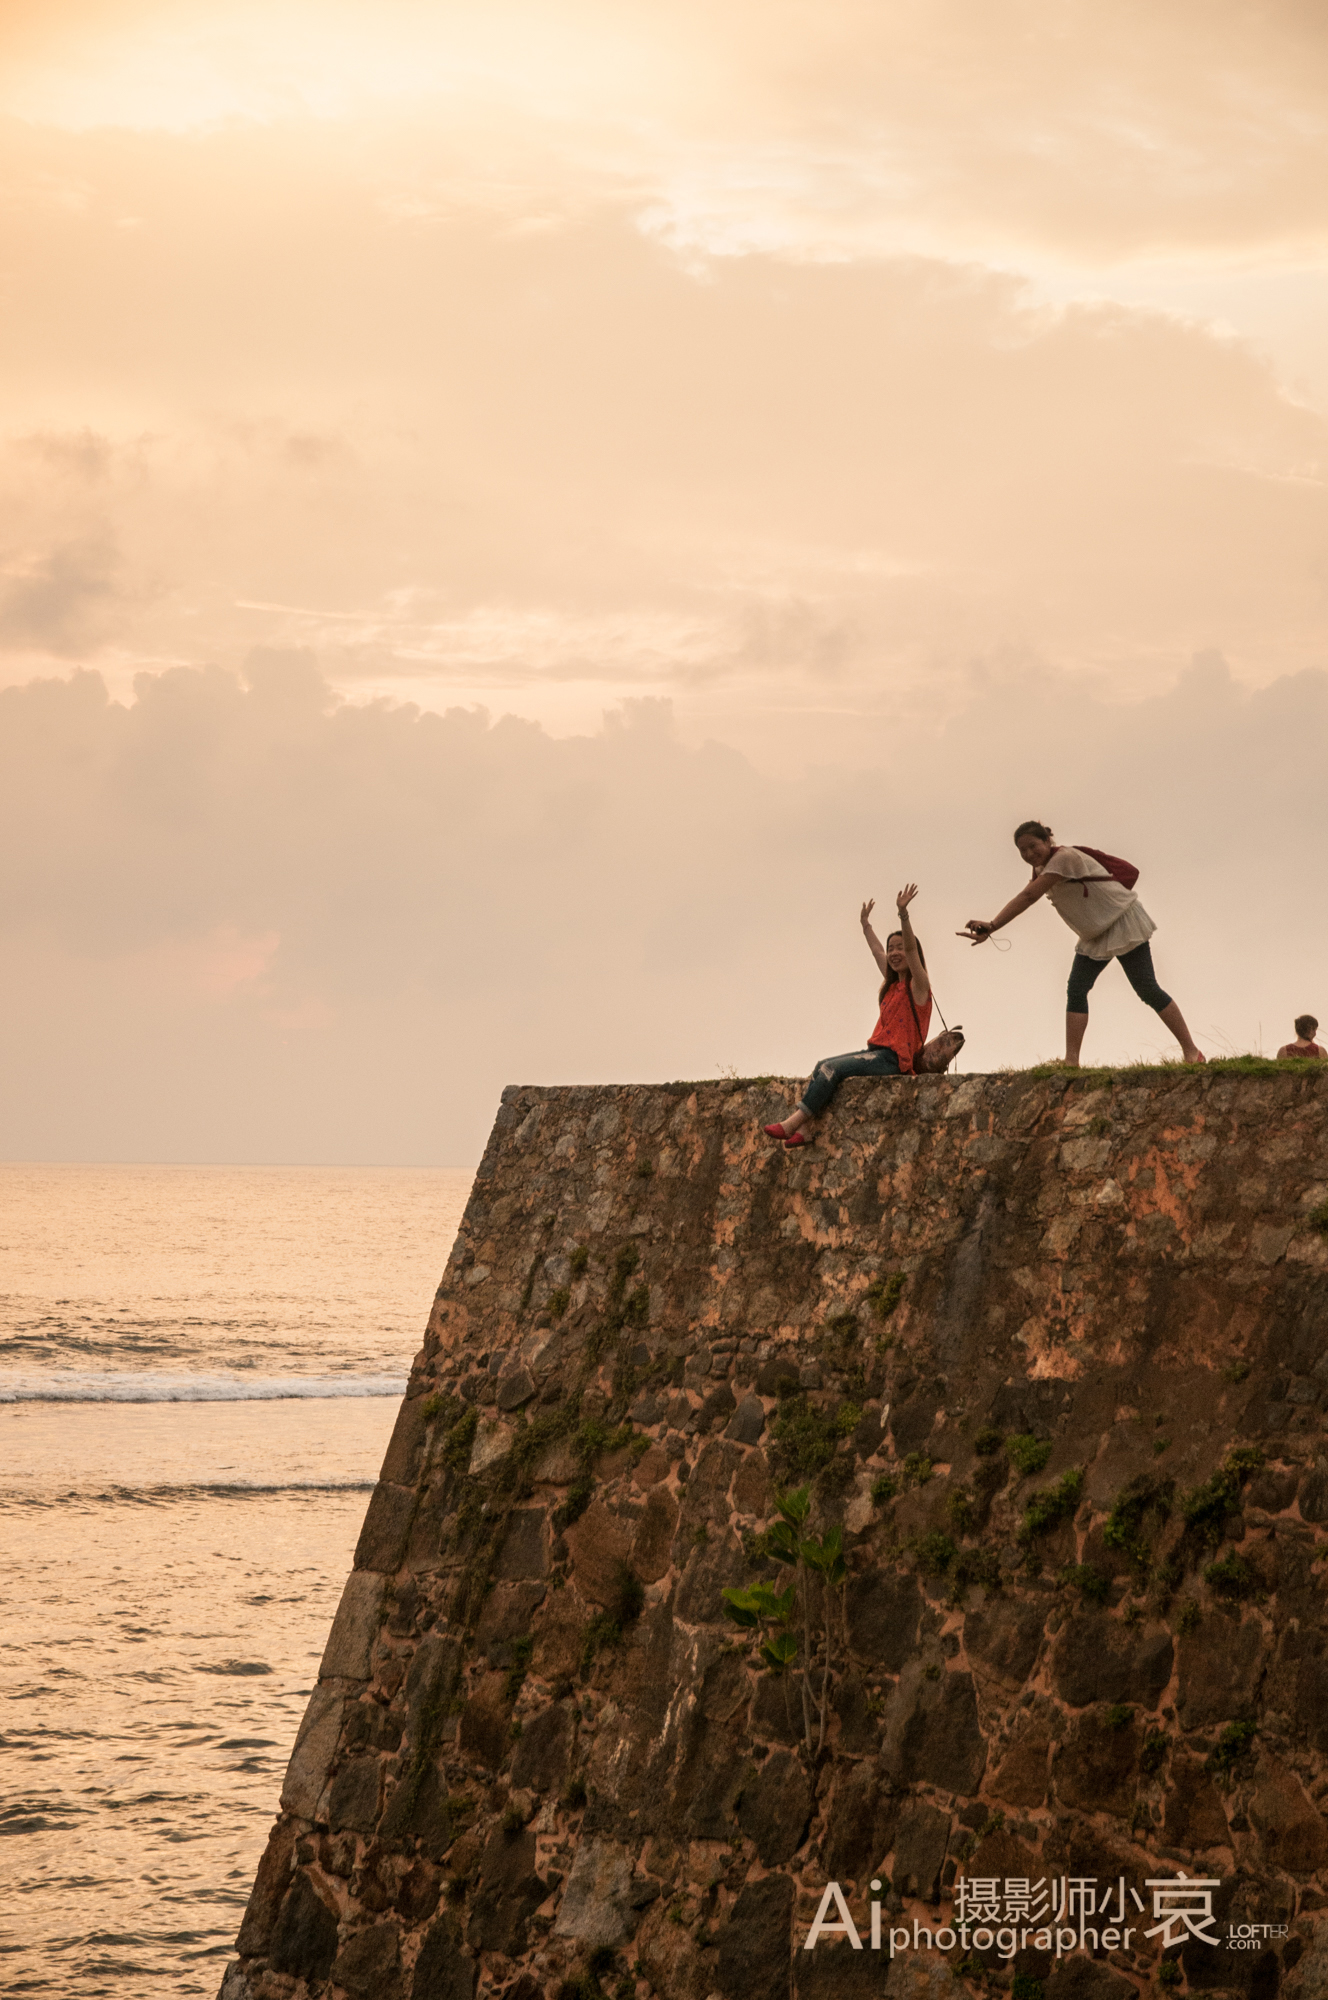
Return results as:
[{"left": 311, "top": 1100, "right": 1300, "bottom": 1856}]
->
[{"left": 0, "top": 1161, "right": 472, "bottom": 2000}]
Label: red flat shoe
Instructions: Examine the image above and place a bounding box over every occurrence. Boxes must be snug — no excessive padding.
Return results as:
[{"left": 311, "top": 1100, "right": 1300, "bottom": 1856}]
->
[
  {"left": 763, "top": 1123, "right": 788, "bottom": 1141},
  {"left": 783, "top": 1132, "right": 813, "bottom": 1148}
]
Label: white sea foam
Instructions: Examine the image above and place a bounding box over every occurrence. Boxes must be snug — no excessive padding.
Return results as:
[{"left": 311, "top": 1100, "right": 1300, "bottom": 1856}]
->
[{"left": 0, "top": 1372, "right": 408, "bottom": 1404}]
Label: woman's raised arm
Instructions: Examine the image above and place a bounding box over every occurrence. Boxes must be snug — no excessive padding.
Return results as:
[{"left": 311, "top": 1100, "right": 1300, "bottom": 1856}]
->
[
  {"left": 860, "top": 898, "right": 892, "bottom": 979},
  {"left": 895, "top": 885, "right": 931, "bottom": 1005}
]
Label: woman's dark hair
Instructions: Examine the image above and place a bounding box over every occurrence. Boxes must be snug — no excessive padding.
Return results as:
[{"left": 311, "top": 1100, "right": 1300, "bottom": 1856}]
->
[
  {"left": 1294, "top": 1014, "right": 1319, "bottom": 1038},
  {"left": 1014, "top": 819, "right": 1053, "bottom": 843},
  {"left": 879, "top": 930, "right": 926, "bottom": 1004}
]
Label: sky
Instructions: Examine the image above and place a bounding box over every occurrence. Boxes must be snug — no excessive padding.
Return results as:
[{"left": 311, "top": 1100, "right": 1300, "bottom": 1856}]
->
[{"left": 1, "top": 0, "right": 1327, "bottom": 1164}]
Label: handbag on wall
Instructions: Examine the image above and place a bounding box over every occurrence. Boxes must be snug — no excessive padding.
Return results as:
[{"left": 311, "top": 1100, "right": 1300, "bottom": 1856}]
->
[{"left": 907, "top": 988, "right": 965, "bottom": 1075}]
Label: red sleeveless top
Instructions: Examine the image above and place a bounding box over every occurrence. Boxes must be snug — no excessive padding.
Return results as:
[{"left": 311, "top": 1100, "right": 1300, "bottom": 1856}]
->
[{"left": 869, "top": 979, "right": 932, "bottom": 1074}]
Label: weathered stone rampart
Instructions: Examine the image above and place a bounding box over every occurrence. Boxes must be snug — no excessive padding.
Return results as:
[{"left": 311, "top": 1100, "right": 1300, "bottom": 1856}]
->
[{"left": 221, "top": 1068, "right": 1328, "bottom": 2000}]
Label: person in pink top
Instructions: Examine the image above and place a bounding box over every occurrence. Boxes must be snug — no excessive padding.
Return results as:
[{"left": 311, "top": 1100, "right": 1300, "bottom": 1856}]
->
[
  {"left": 1278, "top": 1015, "right": 1325, "bottom": 1059},
  {"left": 764, "top": 885, "right": 933, "bottom": 1149}
]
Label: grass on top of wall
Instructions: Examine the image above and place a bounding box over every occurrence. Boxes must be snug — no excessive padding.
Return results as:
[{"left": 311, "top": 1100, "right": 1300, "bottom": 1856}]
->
[{"left": 1022, "top": 1055, "right": 1326, "bottom": 1084}]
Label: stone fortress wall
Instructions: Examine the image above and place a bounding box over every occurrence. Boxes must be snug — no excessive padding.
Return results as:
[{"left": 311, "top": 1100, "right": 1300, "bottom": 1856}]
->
[{"left": 220, "top": 1067, "right": 1328, "bottom": 2000}]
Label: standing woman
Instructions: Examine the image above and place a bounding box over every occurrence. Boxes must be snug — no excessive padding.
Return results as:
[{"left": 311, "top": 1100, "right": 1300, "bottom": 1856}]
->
[
  {"left": 765, "top": 886, "right": 934, "bottom": 1148},
  {"left": 960, "top": 820, "right": 1205, "bottom": 1067}
]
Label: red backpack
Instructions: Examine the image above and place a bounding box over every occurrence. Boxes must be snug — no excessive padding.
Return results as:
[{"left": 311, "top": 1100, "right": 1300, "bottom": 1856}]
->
[{"left": 1073, "top": 844, "right": 1139, "bottom": 890}]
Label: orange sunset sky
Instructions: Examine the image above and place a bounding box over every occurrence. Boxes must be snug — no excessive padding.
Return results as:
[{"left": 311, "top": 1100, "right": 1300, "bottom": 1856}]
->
[{"left": 2, "top": 1, "right": 1326, "bottom": 1161}]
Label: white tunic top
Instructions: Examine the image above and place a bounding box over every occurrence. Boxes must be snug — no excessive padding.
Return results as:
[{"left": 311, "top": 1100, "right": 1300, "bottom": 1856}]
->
[{"left": 1039, "top": 846, "right": 1156, "bottom": 961}]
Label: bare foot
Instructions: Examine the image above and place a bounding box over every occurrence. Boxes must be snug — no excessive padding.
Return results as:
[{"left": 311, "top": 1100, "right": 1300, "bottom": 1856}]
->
[
  {"left": 1181, "top": 1046, "right": 1206, "bottom": 1064},
  {"left": 1048, "top": 1057, "right": 1081, "bottom": 1068}
]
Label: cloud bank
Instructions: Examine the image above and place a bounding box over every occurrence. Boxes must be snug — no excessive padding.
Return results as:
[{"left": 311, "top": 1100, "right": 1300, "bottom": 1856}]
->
[{"left": 2, "top": 654, "right": 1324, "bottom": 1163}]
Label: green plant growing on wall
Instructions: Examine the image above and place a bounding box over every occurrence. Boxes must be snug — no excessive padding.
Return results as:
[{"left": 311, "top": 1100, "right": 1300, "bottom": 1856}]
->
[
  {"left": 1061, "top": 1563, "right": 1111, "bottom": 1604},
  {"left": 722, "top": 1484, "right": 847, "bottom": 1755},
  {"left": 912, "top": 1530, "right": 958, "bottom": 1575},
  {"left": 1203, "top": 1551, "right": 1259, "bottom": 1600},
  {"left": 443, "top": 1406, "right": 479, "bottom": 1472},
  {"left": 868, "top": 1273, "right": 906, "bottom": 1321},
  {"left": 1209, "top": 1719, "right": 1256, "bottom": 1776},
  {"left": 1103, "top": 1473, "right": 1173, "bottom": 1575},
  {"left": 1005, "top": 1433, "right": 1052, "bottom": 1477},
  {"left": 1140, "top": 1730, "right": 1169, "bottom": 1776},
  {"left": 1180, "top": 1449, "right": 1263, "bottom": 1547},
  {"left": 769, "top": 1396, "right": 860, "bottom": 1484},
  {"left": 1019, "top": 1468, "right": 1084, "bottom": 1541}
]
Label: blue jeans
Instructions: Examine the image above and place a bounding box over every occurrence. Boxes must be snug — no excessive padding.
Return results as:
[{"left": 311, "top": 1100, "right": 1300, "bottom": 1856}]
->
[
  {"left": 800, "top": 1044, "right": 901, "bottom": 1116},
  {"left": 1067, "top": 941, "right": 1172, "bottom": 1014}
]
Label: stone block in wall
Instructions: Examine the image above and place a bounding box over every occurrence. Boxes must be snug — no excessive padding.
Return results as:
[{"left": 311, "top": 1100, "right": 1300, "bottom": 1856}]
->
[
  {"left": 1162, "top": 1756, "right": 1230, "bottom": 1850},
  {"left": 327, "top": 1753, "right": 383, "bottom": 1837},
  {"left": 735, "top": 1747, "right": 813, "bottom": 1865},
  {"left": 564, "top": 1499, "right": 633, "bottom": 1606},
  {"left": 409, "top": 1915, "right": 474, "bottom": 2000},
  {"left": 883, "top": 1960, "right": 962, "bottom": 2000},
  {"left": 1175, "top": 1611, "right": 1266, "bottom": 1729},
  {"left": 1247, "top": 1754, "right": 1328, "bottom": 1875},
  {"left": 717, "top": 1873, "right": 794, "bottom": 2000},
  {"left": 496, "top": 1367, "right": 536, "bottom": 1411},
  {"left": 318, "top": 1570, "right": 387, "bottom": 1681},
  {"left": 847, "top": 1569, "right": 929, "bottom": 1674},
  {"left": 632, "top": 1484, "right": 678, "bottom": 1582},
  {"left": 509, "top": 1698, "right": 575, "bottom": 1794},
  {"left": 883, "top": 1664, "right": 986, "bottom": 1796},
  {"left": 551, "top": 1835, "right": 637, "bottom": 1947},
  {"left": 824, "top": 1758, "right": 901, "bottom": 1880},
  {"left": 1044, "top": 1962, "right": 1135, "bottom": 2000},
  {"left": 234, "top": 1815, "right": 297, "bottom": 1956},
  {"left": 354, "top": 1482, "right": 416, "bottom": 1572},
  {"left": 458, "top": 1671, "right": 512, "bottom": 1770},
  {"left": 493, "top": 1509, "right": 549, "bottom": 1581},
  {"left": 1048, "top": 1610, "right": 1173, "bottom": 1709},
  {"left": 280, "top": 1680, "right": 349, "bottom": 1818},
  {"left": 267, "top": 1870, "right": 339, "bottom": 1983},
  {"left": 467, "top": 1826, "right": 547, "bottom": 1955},
  {"left": 725, "top": 1394, "right": 766, "bottom": 1444},
  {"left": 380, "top": 1392, "right": 431, "bottom": 1486},
  {"left": 795, "top": 1936, "right": 880, "bottom": 2000},
  {"left": 474, "top": 1581, "right": 546, "bottom": 1649},
  {"left": 1300, "top": 1466, "right": 1328, "bottom": 1522},
  {"left": 674, "top": 1526, "right": 748, "bottom": 1624},
  {"left": 964, "top": 1598, "right": 1047, "bottom": 1690},
  {"left": 987, "top": 1715, "right": 1052, "bottom": 1807},
  {"left": 379, "top": 1761, "right": 467, "bottom": 1865},
  {"left": 1051, "top": 1710, "right": 1140, "bottom": 1819},
  {"left": 330, "top": 1922, "right": 403, "bottom": 2000},
  {"left": 891, "top": 1796, "right": 952, "bottom": 1900}
]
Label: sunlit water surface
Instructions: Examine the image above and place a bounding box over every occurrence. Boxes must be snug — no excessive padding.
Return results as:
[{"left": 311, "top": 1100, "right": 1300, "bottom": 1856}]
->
[{"left": 1, "top": 1163, "right": 472, "bottom": 1999}]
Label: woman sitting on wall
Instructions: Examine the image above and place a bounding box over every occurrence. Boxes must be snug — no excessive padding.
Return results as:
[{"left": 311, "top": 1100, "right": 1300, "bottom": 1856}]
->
[
  {"left": 958, "top": 819, "right": 1205, "bottom": 1068},
  {"left": 764, "top": 886, "right": 941, "bottom": 1148}
]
